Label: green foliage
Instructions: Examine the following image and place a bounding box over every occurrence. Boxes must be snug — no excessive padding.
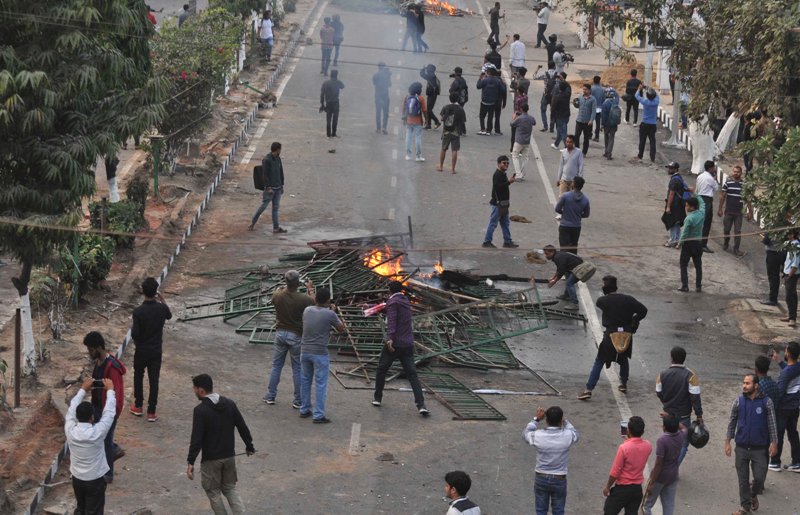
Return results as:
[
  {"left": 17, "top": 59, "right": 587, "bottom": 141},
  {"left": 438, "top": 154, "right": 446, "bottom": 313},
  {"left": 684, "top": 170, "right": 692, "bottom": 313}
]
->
[
  {"left": 151, "top": 7, "right": 243, "bottom": 154},
  {"left": 58, "top": 234, "right": 116, "bottom": 295},
  {"left": 0, "top": 356, "right": 7, "bottom": 409},
  {"left": 126, "top": 176, "right": 150, "bottom": 217},
  {"left": 28, "top": 269, "right": 72, "bottom": 340},
  {"left": 89, "top": 200, "right": 145, "bottom": 249},
  {"left": 210, "top": 0, "right": 264, "bottom": 17}
]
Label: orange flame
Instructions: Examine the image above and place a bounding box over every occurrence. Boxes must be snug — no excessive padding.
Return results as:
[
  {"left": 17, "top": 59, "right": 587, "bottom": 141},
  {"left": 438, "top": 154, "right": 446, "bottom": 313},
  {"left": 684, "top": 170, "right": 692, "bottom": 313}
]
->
[
  {"left": 363, "top": 246, "right": 403, "bottom": 277},
  {"left": 434, "top": 261, "right": 444, "bottom": 274},
  {"left": 425, "top": 0, "right": 457, "bottom": 15}
]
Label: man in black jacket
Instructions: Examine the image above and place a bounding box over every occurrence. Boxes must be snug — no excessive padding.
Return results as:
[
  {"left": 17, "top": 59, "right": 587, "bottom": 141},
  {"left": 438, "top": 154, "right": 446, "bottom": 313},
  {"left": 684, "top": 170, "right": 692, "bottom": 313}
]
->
[
  {"left": 656, "top": 346, "right": 703, "bottom": 464},
  {"left": 320, "top": 69, "right": 345, "bottom": 138},
  {"left": 249, "top": 141, "right": 287, "bottom": 233},
  {"left": 578, "top": 276, "right": 648, "bottom": 400},
  {"left": 187, "top": 374, "right": 255, "bottom": 515},
  {"left": 420, "top": 64, "right": 441, "bottom": 129},
  {"left": 482, "top": 155, "right": 518, "bottom": 248}
]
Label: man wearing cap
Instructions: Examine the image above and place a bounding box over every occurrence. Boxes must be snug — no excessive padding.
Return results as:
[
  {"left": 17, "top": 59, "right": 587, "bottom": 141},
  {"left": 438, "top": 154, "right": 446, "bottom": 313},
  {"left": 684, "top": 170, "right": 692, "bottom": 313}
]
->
[
  {"left": 663, "top": 162, "right": 691, "bottom": 248},
  {"left": 263, "top": 271, "right": 315, "bottom": 408}
]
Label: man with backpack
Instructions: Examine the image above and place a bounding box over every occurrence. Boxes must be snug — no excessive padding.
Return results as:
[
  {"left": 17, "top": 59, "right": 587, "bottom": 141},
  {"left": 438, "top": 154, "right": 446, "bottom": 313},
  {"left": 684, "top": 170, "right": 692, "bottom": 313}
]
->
[
  {"left": 420, "top": 64, "right": 441, "bottom": 130},
  {"left": 601, "top": 88, "right": 621, "bottom": 159},
  {"left": 402, "top": 82, "right": 427, "bottom": 162},
  {"left": 663, "top": 162, "right": 691, "bottom": 247},
  {"left": 249, "top": 141, "right": 287, "bottom": 233},
  {"left": 578, "top": 276, "right": 648, "bottom": 400},
  {"left": 438, "top": 93, "right": 466, "bottom": 174}
]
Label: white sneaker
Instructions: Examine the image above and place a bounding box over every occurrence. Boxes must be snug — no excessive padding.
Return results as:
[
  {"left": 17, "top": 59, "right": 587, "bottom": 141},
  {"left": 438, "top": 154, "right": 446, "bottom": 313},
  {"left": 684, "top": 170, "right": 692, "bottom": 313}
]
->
[
  {"left": 415, "top": 156, "right": 425, "bottom": 162},
  {"left": 405, "top": 155, "right": 411, "bottom": 161},
  {"left": 551, "top": 143, "right": 559, "bottom": 150}
]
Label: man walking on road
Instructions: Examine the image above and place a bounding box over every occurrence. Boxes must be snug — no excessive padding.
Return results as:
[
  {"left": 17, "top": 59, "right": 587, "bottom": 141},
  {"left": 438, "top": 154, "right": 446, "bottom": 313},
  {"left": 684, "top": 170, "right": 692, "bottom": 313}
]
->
[
  {"left": 623, "top": 70, "right": 641, "bottom": 126},
  {"left": 84, "top": 332, "right": 126, "bottom": 483},
  {"left": 755, "top": 355, "right": 780, "bottom": 405},
  {"left": 482, "top": 156, "right": 518, "bottom": 249},
  {"left": 66, "top": 377, "right": 115, "bottom": 515},
  {"left": 535, "top": 3, "right": 551, "bottom": 48},
  {"left": 263, "top": 270, "right": 314, "bottom": 408},
  {"left": 249, "top": 141, "right": 287, "bottom": 233},
  {"left": 487, "top": 2, "right": 504, "bottom": 45},
  {"left": 299, "top": 287, "right": 344, "bottom": 424},
  {"left": 535, "top": 62, "right": 557, "bottom": 132},
  {"left": 543, "top": 245, "right": 584, "bottom": 309},
  {"left": 509, "top": 34, "right": 526, "bottom": 77},
  {"left": 259, "top": 10, "right": 274, "bottom": 61},
  {"left": 555, "top": 177, "right": 589, "bottom": 253},
  {"left": 603, "top": 416, "right": 652, "bottom": 515},
  {"left": 420, "top": 64, "right": 441, "bottom": 129},
  {"left": 663, "top": 162, "right": 691, "bottom": 247},
  {"left": 725, "top": 374, "right": 778, "bottom": 515},
  {"left": 634, "top": 86, "right": 659, "bottom": 163},
  {"left": 130, "top": 277, "right": 172, "bottom": 422},
  {"left": 556, "top": 135, "right": 583, "bottom": 195},
  {"left": 510, "top": 103, "right": 536, "bottom": 180},
  {"left": 696, "top": 160, "right": 719, "bottom": 252},
  {"left": 449, "top": 67, "right": 468, "bottom": 108},
  {"left": 642, "top": 416, "right": 688, "bottom": 515},
  {"left": 522, "top": 406, "right": 580, "bottom": 515},
  {"left": 331, "top": 14, "right": 344, "bottom": 66},
  {"left": 718, "top": 165, "right": 750, "bottom": 256},
  {"left": 403, "top": 82, "right": 427, "bottom": 161},
  {"left": 655, "top": 346, "right": 703, "bottom": 464},
  {"left": 677, "top": 196, "right": 705, "bottom": 292},
  {"left": 780, "top": 230, "right": 800, "bottom": 327},
  {"left": 320, "top": 69, "right": 344, "bottom": 138},
  {"left": 760, "top": 231, "right": 784, "bottom": 306},
  {"left": 438, "top": 92, "right": 466, "bottom": 174},
  {"left": 601, "top": 88, "right": 621, "bottom": 159},
  {"left": 590, "top": 76, "right": 605, "bottom": 141},
  {"left": 372, "top": 281, "right": 429, "bottom": 416},
  {"left": 476, "top": 65, "right": 505, "bottom": 136},
  {"left": 578, "top": 276, "right": 647, "bottom": 399},
  {"left": 573, "top": 84, "right": 596, "bottom": 156},
  {"left": 319, "top": 17, "right": 335, "bottom": 75},
  {"left": 373, "top": 62, "right": 391, "bottom": 134},
  {"left": 769, "top": 341, "right": 800, "bottom": 471},
  {"left": 187, "top": 374, "right": 255, "bottom": 515},
  {"left": 551, "top": 78, "right": 571, "bottom": 148}
]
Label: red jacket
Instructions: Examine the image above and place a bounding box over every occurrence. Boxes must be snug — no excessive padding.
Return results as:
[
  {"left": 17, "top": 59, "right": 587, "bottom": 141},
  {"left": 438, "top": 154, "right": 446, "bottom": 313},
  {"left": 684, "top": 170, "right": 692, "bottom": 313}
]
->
[{"left": 92, "top": 354, "right": 126, "bottom": 418}]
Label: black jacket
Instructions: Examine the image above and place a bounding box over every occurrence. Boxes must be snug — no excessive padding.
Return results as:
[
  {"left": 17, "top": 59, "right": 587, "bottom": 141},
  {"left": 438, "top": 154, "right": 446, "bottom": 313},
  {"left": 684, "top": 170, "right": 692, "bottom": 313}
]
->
[
  {"left": 131, "top": 300, "right": 172, "bottom": 352},
  {"left": 187, "top": 395, "right": 254, "bottom": 465},
  {"left": 551, "top": 86, "right": 571, "bottom": 119},
  {"left": 320, "top": 79, "right": 345, "bottom": 107},
  {"left": 260, "top": 153, "right": 284, "bottom": 189},
  {"left": 595, "top": 292, "right": 648, "bottom": 366},
  {"left": 490, "top": 169, "right": 511, "bottom": 205}
]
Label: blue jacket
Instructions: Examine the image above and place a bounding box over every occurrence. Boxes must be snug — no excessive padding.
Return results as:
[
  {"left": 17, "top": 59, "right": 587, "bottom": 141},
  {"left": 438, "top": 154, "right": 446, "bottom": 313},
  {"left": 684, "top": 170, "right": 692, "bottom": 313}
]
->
[
  {"left": 590, "top": 84, "right": 605, "bottom": 111},
  {"left": 635, "top": 92, "right": 660, "bottom": 124},
  {"left": 601, "top": 91, "right": 619, "bottom": 128},
  {"left": 477, "top": 76, "right": 506, "bottom": 106},
  {"left": 575, "top": 95, "right": 596, "bottom": 123},
  {"left": 776, "top": 362, "right": 800, "bottom": 410},
  {"left": 555, "top": 190, "right": 590, "bottom": 228},
  {"left": 735, "top": 394, "right": 771, "bottom": 447}
]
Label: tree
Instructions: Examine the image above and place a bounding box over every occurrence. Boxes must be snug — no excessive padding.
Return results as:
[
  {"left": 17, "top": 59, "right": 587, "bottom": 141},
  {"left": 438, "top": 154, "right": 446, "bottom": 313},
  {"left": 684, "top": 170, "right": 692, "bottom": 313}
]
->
[
  {"left": 0, "top": 0, "right": 165, "bottom": 372},
  {"left": 210, "top": 0, "right": 264, "bottom": 18}
]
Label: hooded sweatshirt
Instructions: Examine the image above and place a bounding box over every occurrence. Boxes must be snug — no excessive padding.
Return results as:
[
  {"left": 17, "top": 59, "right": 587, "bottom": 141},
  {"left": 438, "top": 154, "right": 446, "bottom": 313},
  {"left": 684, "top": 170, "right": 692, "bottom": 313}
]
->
[
  {"left": 91, "top": 354, "right": 126, "bottom": 419},
  {"left": 187, "top": 394, "right": 255, "bottom": 465},
  {"left": 554, "top": 190, "right": 590, "bottom": 228}
]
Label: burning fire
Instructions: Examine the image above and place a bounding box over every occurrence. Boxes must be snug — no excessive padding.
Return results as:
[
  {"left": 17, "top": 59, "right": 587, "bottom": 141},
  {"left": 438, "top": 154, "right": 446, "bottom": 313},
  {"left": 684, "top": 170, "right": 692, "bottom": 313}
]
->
[
  {"left": 434, "top": 261, "right": 444, "bottom": 274},
  {"left": 363, "top": 246, "right": 404, "bottom": 277},
  {"left": 425, "top": 0, "right": 457, "bottom": 15}
]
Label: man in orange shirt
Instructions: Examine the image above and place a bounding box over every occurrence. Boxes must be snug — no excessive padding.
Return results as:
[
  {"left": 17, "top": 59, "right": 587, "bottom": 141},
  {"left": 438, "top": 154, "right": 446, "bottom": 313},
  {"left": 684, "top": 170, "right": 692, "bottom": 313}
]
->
[
  {"left": 402, "top": 82, "right": 427, "bottom": 162},
  {"left": 603, "top": 416, "right": 653, "bottom": 514}
]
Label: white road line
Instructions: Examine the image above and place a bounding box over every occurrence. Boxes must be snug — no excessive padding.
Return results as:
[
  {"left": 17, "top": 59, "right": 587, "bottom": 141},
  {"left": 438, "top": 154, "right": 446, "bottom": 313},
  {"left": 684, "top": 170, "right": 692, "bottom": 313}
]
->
[
  {"left": 241, "top": 150, "right": 256, "bottom": 165},
  {"left": 392, "top": 149, "right": 398, "bottom": 160},
  {"left": 393, "top": 126, "right": 399, "bottom": 136},
  {"left": 388, "top": 208, "right": 396, "bottom": 220},
  {"left": 391, "top": 176, "right": 397, "bottom": 187},
  {"left": 348, "top": 422, "right": 361, "bottom": 456},
  {"left": 532, "top": 144, "right": 557, "bottom": 205}
]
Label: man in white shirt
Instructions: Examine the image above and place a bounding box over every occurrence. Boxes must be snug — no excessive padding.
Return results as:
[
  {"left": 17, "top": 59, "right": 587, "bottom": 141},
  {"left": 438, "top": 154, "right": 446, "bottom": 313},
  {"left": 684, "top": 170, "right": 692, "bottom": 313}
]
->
[
  {"left": 65, "top": 377, "right": 116, "bottom": 515},
  {"left": 523, "top": 406, "right": 580, "bottom": 515},
  {"left": 260, "top": 10, "right": 275, "bottom": 61},
  {"left": 695, "top": 160, "right": 720, "bottom": 253},
  {"left": 535, "top": 3, "right": 551, "bottom": 48},
  {"left": 509, "top": 34, "right": 526, "bottom": 77}
]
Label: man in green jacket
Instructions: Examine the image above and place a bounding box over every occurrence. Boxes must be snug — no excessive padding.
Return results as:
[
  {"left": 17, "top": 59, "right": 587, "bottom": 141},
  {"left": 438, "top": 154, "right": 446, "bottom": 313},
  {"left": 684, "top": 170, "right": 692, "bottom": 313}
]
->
[
  {"left": 678, "top": 195, "right": 705, "bottom": 292},
  {"left": 248, "top": 142, "right": 287, "bottom": 233}
]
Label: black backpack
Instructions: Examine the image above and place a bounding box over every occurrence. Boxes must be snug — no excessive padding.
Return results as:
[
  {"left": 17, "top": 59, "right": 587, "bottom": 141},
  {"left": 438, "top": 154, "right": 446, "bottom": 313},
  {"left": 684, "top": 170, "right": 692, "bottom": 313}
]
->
[{"left": 253, "top": 165, "right": 265, "bottom": 190}]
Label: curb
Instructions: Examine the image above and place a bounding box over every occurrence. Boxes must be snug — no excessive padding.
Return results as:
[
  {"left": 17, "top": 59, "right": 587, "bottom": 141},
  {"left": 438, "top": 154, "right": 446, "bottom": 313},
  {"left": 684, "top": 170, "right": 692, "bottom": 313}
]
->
[
  {"left": 23, "top": 1, "right": 325, "bottom": 512},
  {"left": 657, "top": 104, "right": 692, "bottom": 151}
]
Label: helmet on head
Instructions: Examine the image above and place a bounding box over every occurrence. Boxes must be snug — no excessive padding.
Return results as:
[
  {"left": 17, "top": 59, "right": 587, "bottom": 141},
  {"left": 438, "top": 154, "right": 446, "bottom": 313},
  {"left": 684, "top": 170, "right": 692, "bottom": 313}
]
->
[
  {"left": 481, "top": 62, "right": 497, "bottom": 74},
  {"left": 689, "top": 420, "right": 710, "bottom": 449}
]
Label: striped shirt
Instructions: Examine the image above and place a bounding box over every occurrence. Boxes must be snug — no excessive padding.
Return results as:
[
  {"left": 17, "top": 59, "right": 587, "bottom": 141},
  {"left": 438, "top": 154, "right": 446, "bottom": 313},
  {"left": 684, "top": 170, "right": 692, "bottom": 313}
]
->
[
  {"left": 758, "top": 375, "right": 780, "bottom": 405},
  {"left": 447, "top": 497, "right": 481, "bottom": 515},
  {"left": 721, "top": 179, "right": 743, "bottom": 215}
]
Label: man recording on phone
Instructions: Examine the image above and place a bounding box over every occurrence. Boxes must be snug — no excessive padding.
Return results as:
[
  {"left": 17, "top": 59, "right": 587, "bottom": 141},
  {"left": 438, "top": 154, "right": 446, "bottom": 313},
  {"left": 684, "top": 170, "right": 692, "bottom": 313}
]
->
[{"left": 603, "top": 416, "right": 652, "bottom": 514}]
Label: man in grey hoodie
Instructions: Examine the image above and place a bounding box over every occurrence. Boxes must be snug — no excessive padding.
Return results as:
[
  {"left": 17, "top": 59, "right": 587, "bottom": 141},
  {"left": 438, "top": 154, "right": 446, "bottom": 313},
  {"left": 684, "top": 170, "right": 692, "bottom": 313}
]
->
[
  {"left": 573, "top": 84, "right": 596, "bottom": 156},
  {"left": 554, "top": 176, "right": 590, "bottom": 254}
]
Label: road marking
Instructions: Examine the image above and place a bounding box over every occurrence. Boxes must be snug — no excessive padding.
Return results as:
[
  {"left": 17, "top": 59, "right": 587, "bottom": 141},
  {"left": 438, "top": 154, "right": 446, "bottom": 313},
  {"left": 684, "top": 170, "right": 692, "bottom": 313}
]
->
[
  {"left": 348, "top": 422, "right": 361, "bottom": 456},
  {"left": 388, "top": 208, "right": 396, "bottom": 220},
  {"left": 392, "top": 149, "right": 398, "bottom": 160},
  {"left": 241, "top": 150, "right": 256, "bottom": 165},
  {"left": 393, "top": 126, "right": 399, "bottom": 136},
  {"left": 255, "top": 124, "right": 267, "bottom": 138},
  {"left": 391, "top": 176, "right": 397, "bottom": 187}
]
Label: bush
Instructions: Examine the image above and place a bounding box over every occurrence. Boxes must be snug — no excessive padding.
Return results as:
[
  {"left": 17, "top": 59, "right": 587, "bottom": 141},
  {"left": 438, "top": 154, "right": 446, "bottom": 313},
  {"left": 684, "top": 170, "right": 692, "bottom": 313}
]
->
[
  {"left": 126, "top": 176, "right": 149, "bottom": 217},
  {"left": 89, "top": 200, "right": 145, "bottom": 249},
  {"left": 59, "top": 235, "right": 116, "bottom": 296}
]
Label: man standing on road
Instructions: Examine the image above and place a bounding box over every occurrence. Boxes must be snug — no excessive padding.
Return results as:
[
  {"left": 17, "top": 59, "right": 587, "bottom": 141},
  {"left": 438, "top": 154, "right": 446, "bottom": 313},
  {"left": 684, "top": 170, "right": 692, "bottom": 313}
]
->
[
  {"left": 420, "top": 64, "right": 441, "bottom": 130},
  {"left": 573, "top": 84, "right": 596, "bottom": 156},
  {"left": 84, "top": 332, "right": 126, "bottom": 483},
  {"left": 66, "top": 377, "right": 115, "bottom": 515},
  {"left": 755, "top": 355, "right": 780, "bottom": 406},
  {"left": 600, "top": 88, "right": 620, "bottom": 159},
  {"left": 655, "top": 346, "right": 703, "bottom": 464},
  {"left": 401, "top": 5, "right": 419, "bottom": 53},
  {"left": 403, "top": 82, "right": 427, "bottom": 162},
  {"left": 769, "top": 341, "right": 800, "bottom": 472},
  {"left": 259, "top": 10, "right": 274, "bottom": 61},
  {"left": 677, "top": 196, "right": 705, "bottom": 293},
  {"left": 535, "top": 3, "right": 551, "bottom": 48},
  {"left": 320, "top": 69, "right": 344, "bottom": 138},
  {"left": 482, "top": 156, "right": 518, "bottom": 249},
  {"left": 543, "top": 245, "right": 583, "bottom": 309},
  {"left": 449, "top": 66, "right": 468, "bottom": 109},
  {"left": 663, "top": 162, "right": 691, "bottom": 247},
  {"left": 187, "top": 374, "right": 255, "bottom": 515},
  {"left": 718, "top": 165, "right": 750, "bottom": 256},
  {"left": 331, "top": 14, "right": 344, "bottom": 66},
  {"left": 488, "top": 2, "right": 504, "bottom": 45},
  {"left": 444, "top": 471, "right": 481, "bottom": 515},
  {"left": 780, "top": 230, "right": 800, "bottom": 328},
  {"left": 555, "top": 177, "right": 589, "bottom": 253},
  {"left": 578, "top": 276, "right": 647, "bottom": 399},
  {"left": 263, "top": 271, "right": 314, "bottom": 408},
  {"left": 602, "top": 416, "right": 652, "bottom": 515},
  {"left": 249, "top": 141, "right": 287, "bottom": 233},
  {"left": 551, "top": 78, "right": 571, "bottom": 148},
  {"left": 534, "top": 62, "right": 557, "bottom": 133},
  {"left": 634, "top": 86, "right": 659, "bottom": 163},
  {"left": 509, "top": 34, "right": 526, "bottom": 77},
  {"left": 642, "top": 416, "right": 688, "bottom": 515},
  {"left": 556, "top": 135, "right": 583, "bottom": 195},
  {"left": 319, "top": 17, "right": 335, "bottom": 76},
  {"left": 725, "top": 374, "right": 778, "bottom": 515},
  {"left": 760, "top": 231, "right": 784, "bottom": 306},
  {"left": 590, "top": 76, "right": 605, "bottom": 141},
  {"left": 299, "top": 287, "right": 345, "bottom": 424},
  {"left": 477, "top": 65, "right": 503, "bottom": 136},
  {"left": 623, "top": 69, "right": 641, "bottom": 126},
  {"left": 510, "top": 103, "right": 536, "bottom": 180},
  {"left": 438, "top": 92, "right": 466, "bottom": 174},
  {"left": 373, "top": 62, "right": 391, "bottom": 134},
  {"left": 130, "top": 277, "right": 172, "bottom": 422},
  {"left": 695, "top": 160, "right": 719, "bottom": 252},
  {"left": 522, "top": 405, "right": 580, "bottom": 515},
  {"left": 372, "top": 281, "right": 429, "bottom": 416}
]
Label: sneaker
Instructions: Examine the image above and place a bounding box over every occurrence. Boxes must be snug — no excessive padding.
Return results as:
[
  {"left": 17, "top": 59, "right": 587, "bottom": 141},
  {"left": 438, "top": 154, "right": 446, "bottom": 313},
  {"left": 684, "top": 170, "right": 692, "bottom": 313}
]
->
[
  {"left": 477, "top": 131, "right": 488, "bottom": 135},
  {"left": 372, "top": 400, "right": 382, "bottom": 407},
  {"left": 482, "top": 242, "right": 496, "bottom": 248},
  {"left": 618, "top": 384, "right": 627, "bottom": 393},
  {"left": 299, "top": 411, "right": 312, "bottom": 418},
  {"left": 540, "top": 128, "right": 549, "bottom": 132},
  {"left": 405, "top": 155, "right": 412, "bottom": 161},
  {"left": 494, "top": 131, "right": 504, "bottom": 136},
  {"left": 577, "top": 391, "right": 592, "bottom": 400},
  {"left": 313, "top": 417, "right": 332, "bottom": 424},
  {"left": 563, "top": 303, "right": 579, "bottom": 311},
  {"left": 130, "top": 406, "right": 143, "bottom": 417},
  {"left": 785, "top": 463, "right": 800, "bottom": 472},
  {"left": 502, "top": 241, "right": 519, "bottom": 248},
  {"left": 696, "top": 286, "right": 702, "bottom": 293},
  {"left": 418, "top": 406, "right": 430, "bottom": 416},
  {"left": 273, "top": 227, "right": 288, "bottom": 234},
  {"left": 292, "top": 401, "right": 301, "bottom": 409},
  {"left": 147, "top": 412, "right": 158, "bottom": 422},
  {"left": 677, "top": 286, "right": 689, "bottom": 292},
  {"left": 554, "top": 214, "right": 561, "bottom": 221},
  {"left": 768, "top": 462, "right": 782, "bottom": 472},
  {"left": 382, "top": 129, "right": 388, "bottom": 135},
  {"left": 702, "top": 246, "right": 714, "bottom": 253},
  {"left": 550, "top": 143, "right": 559, "bottom": 150},
  {"left": 263, "top": 398, "right": 275, "bottom": 405},
  {"left": 415, "top": 156, "right": 426, "bottom": 162},
  {"left": 113, "top": 448, "right": 126, "bottom": 462},
  {"left": 734, "top": 250, "right": 746, "bottom": 258},
  {"left": 760, "top": 299, "right": 778, "bottom": 306},
  {"left": 632, "top": 123, "right": 638, "bottom": 127},
  {"left": 556, "top": 294, "right": 570, "bottom": 301}
]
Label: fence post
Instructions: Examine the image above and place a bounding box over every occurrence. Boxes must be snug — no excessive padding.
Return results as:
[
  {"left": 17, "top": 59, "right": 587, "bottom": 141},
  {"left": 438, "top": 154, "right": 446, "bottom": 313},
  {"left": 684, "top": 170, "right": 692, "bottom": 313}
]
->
[{"left": 14, "top": 308, "right": 21, "bottom": 408}]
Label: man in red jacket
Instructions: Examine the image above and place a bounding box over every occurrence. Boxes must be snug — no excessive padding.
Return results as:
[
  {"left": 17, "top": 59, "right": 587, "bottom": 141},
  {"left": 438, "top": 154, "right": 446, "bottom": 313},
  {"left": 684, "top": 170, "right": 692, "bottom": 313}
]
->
[{"left": 84, "top": 332, "right": 126, "bottom": 483}]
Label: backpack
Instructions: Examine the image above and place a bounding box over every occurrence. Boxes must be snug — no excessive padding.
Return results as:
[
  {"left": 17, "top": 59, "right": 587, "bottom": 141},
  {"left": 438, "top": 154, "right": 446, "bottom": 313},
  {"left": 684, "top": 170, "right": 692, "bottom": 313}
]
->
[
  {"left": 253, "top": 165, "right": 265, "bottom": 190},
  {"left": 405, "top": 94, "right": 421, "bottom": 116},
  {"left": 670, "top": 175, "right": 692, "bottom": 201},
  {"left": 608, "top": 105, "right": 622, "bottom": 128}
]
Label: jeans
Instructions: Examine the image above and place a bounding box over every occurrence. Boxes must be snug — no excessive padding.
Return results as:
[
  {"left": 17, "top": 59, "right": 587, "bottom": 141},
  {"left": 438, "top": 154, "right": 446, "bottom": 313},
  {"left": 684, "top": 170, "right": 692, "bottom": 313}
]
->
[
  {"left": 104, "top": 417, "right": 117, "bottom": 479},
  {"left": 479, "top": 103, "right": 496, "bottom": 132},
  {"left": 558, "top": 226, "right": 581, "bottom": 254},
  {"left": 201, "top": 456, "right": 245, "bottom": 515},
  {"left": 405, "top": 124, "right": 423, "bottom": 158},
  {"left": 786, "top": 274, "right": 799, "bottom": 320},
  {"left": 625, "top": 98, "right": 639, "bottom": 124},
  {"left": 677, "top": 415, "right": 691, "bottom": 464},
  {"left": 642, "top": 480, "right": 678, "bottom": 515},
  {"left": 603, "top": 127, "right": 617, "bottom": 157},
  {"left": 701, "top": 197, "right": 713, "bottom": 247},
  {"left": 668, "top": 223, "right": 681, "bottom": 244},
  {"left": 402, "top": 28, "right": 419, "bottom": 52},
  {"left": 72, "top": 476, "right": 106, "bottom": 515},
  {"left": 416, "top": 32, "right": 429, "bottom": 52},
  {"left": 680, "top": 240, "right": 703, "bottom": 288},
  {"left": 534, "top": 475, "right": 567, "bottom": 515},
  {"left": 484, "top": 205, "right": 512, "bottom": 245},
  {"left": 586, "top": 353, "right": 629, "bottom": 391},
  {"left": 772, "top": 408, "right": 800, "bottom": 466},
  {"left": 325, "top": 101, "right": 339, "bottom": 137},
  {"left": 603, "top": 483, "right": 642, "bottom": 515},
  {"left": 535, "top": 23, "right": 548, "bottom": 47},
  {"left": 723, "top": 213, "right": 743, "bottom": 250},
  {"left": 735, "top": 445, "right": 768, "bottom": 511},
  {"left": 321, "top": 47, "right": 332, "bottom": 74},
  {"left": 540, "top": 95, "right": 550, "bottom": 130},
  {"left": 333, "top": 41, "right": 341, "bottom": 65},
  {"left": 375, "top": 95, "right": 389, "bottom": 130},
  {"left": 373, "top": 346, "right": 425, "bottom": 407},
  {"left": 425, "top": 93, "right": 439, "bottom": 127},
  {"left": 638, "top": 123, "right": 657, "bottom": 162},
  {"left": 300, "top": 353, "right": 329, "bottom": 420},
  {"left": 563, "top": 272, "right": 578, "bottom": 304},
  {"left": 133, "top": 348, "right": 162, "bottom": 414},
  {"left": 261, "top": 36, "right": 273, "bottom": 60},
  {"left": 511, "top": 142, "right": 530, "bottom": 179},
  {"left": 594, "top": 112, "right": 602, "bottom": 138},
  {"left": 266, "top": 329, "right": 302, "bottom": 404},
  {"left": 553, "top": 117, "right": 568, "bottom": 146},
  {"left": 489, "top": 25, "right": 499, "bottom": 45},
  {"left": 574, "top": 121, "right": 592, "bottom": 155},
  {"left": 250, "top": 187, "right": 282, "bottom": 229},
  {"left": 494, "top": 101, "right": 503, "bottom": 133}
]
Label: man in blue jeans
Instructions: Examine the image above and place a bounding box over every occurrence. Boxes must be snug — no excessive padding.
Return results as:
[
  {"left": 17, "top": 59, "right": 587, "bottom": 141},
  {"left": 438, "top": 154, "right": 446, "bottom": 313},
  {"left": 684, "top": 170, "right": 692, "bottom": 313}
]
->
[
  {"left": 299, "top": 287, "right": 344, "bottom": 424},
  {"left": 543, "top": 245, "right": 583, "bottom": 309},
  {"left": 482, "top": 156, "right": 519, "bottom": 249},
  {"left": 523, "top": 405, "right": 580, "bottom": 515},
  {"left": 263, "top": 270, "right": 314, "bottom": 408},
  {"left": 249, "top": 141, "right": 288, "bottom": 233},
  {"left": 578, "top": 276, "right": 648, "bottom": 400}
]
